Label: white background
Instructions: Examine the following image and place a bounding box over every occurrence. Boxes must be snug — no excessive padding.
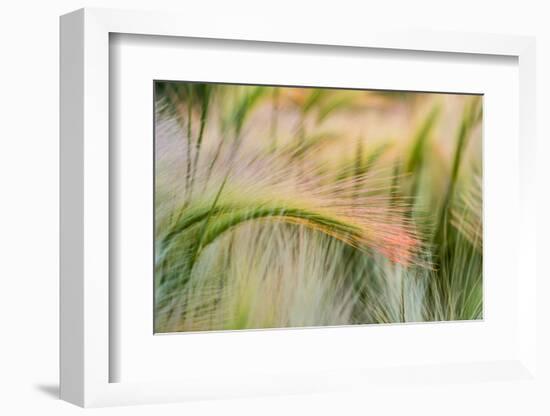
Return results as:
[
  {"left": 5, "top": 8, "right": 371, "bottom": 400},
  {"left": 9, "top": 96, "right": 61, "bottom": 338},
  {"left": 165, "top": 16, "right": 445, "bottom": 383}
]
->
[{"left": 1, "top": 1, "right": 548, "bottom": 415}]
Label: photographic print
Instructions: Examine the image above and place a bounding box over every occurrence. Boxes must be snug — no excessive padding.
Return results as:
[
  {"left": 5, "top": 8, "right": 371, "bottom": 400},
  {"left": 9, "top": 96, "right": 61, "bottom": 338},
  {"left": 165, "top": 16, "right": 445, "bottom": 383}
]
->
[{"left": 154, "top": 81, "right": 482, "bottom": 333}]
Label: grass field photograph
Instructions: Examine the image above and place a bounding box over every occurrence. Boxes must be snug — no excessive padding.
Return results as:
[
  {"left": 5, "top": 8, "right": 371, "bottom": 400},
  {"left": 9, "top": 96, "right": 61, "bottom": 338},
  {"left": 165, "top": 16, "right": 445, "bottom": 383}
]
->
[{"left": 154, "top": 81, "right": 483, "bottom": 333}]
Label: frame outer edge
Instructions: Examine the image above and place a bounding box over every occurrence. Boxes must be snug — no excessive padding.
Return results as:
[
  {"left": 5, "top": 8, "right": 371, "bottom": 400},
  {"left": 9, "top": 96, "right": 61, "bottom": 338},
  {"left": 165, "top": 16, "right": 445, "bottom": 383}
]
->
[
  {"left": 59, "top": 8, "right": 85, "bottom": 407},
  {"left": 517, "top": 38, "right": 537, "bottom": 376}
]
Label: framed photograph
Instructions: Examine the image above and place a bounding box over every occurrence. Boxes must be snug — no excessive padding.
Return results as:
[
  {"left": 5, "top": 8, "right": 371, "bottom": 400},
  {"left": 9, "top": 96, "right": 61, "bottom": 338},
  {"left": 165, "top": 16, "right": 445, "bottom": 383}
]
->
[{"left": 60, "top": 8, "right": 539, "bottom": 408}]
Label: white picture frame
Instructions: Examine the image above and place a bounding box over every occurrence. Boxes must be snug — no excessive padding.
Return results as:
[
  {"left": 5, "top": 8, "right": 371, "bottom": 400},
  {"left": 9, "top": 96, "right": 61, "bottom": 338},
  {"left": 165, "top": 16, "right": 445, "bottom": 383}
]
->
[{"left": 60, "top": 7, "right": 538, "bottom": 408}]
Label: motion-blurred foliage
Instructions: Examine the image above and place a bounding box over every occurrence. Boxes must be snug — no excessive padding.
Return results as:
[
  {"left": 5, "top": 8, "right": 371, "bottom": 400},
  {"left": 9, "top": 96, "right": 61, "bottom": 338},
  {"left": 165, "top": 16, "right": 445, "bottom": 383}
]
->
[{"left": 154, "top": 82, "right": 482, "bottom": 332}]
